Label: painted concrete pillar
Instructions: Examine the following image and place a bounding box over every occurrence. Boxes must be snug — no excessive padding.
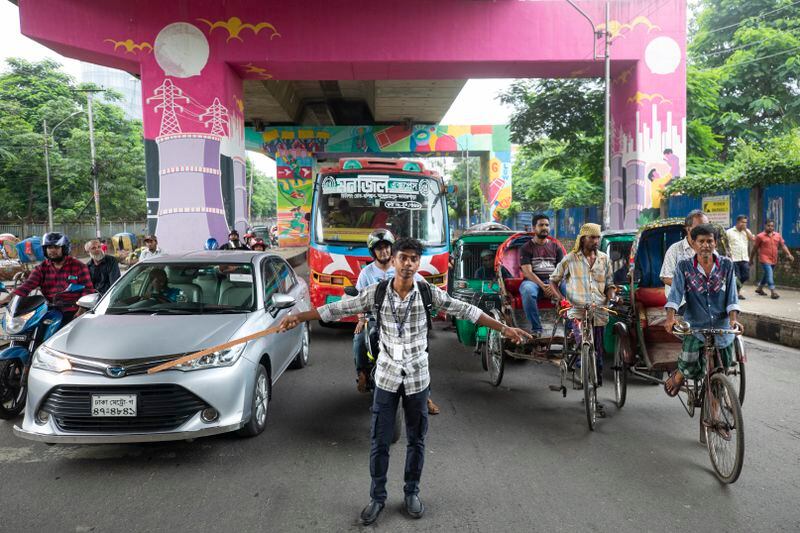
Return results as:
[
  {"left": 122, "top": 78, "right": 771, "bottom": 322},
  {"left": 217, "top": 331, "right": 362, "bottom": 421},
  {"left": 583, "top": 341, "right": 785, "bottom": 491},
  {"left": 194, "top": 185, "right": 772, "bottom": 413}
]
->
[
  {"left": 609, "top": 3, "right": 687, "bottom": 229},
  {"left": 140, "top": 22, "right": 245, "bottom": 253}
]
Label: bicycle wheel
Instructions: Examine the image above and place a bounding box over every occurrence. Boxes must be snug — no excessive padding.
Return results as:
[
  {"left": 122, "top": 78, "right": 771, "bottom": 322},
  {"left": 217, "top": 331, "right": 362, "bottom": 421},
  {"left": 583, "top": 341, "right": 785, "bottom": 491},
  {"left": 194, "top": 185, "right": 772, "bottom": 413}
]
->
[
  {"left": 728, "top": 336, "right": 746, "bottom": 406},
  {"left": 582, "top": 343, "right": 596, "bottom": 431},
  {"left": 613, "top": 336, "right": 627, "bottom": 409},
  {"left": 702, "top": 373, "right": 744, "bottom": 483},
  {"left": 487, "top": 327, "right": 505, "bottom": 387}
]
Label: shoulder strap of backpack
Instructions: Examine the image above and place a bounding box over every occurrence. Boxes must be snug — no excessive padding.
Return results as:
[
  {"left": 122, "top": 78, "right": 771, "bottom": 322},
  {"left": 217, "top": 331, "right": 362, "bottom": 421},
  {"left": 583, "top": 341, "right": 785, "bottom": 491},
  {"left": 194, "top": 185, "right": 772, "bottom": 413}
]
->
[
  {"left": 416, "top": 280, "right": 434, "bottom": 330},
  {"left": 373, "top": 278, "right": 391, "bottom": 332}
]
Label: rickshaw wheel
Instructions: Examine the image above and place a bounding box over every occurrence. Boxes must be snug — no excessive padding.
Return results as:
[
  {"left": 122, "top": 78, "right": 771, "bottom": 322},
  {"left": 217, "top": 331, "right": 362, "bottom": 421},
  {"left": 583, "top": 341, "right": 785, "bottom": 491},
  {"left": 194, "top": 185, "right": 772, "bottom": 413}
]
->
[
  {"left": 479, "top": 341, "right": 489, "bottom": 372},
  {"left": 487, "top": 311, "right": 505, "bottom": 387},
  {"left": 613, "top": 338, "right": 627, "bottom": 409}
]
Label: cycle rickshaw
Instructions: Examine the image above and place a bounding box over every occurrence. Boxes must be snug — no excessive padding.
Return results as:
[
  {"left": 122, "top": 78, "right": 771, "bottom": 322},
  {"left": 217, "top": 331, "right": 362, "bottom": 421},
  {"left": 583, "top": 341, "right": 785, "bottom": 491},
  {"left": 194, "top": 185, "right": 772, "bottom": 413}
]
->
[
  {"left": 454, "top": 231, "right": 616, "bottom": 430},
  {"left": 608, "top": 218, "right": 746, "bottom": 482}
]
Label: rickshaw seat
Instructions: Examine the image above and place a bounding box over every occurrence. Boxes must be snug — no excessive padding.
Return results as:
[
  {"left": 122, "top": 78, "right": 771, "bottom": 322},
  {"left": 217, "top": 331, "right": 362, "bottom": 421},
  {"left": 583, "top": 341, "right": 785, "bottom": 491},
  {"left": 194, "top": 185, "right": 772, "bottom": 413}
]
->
[{"left": 635, "top": 287, "right": 667, "bottom": 308}]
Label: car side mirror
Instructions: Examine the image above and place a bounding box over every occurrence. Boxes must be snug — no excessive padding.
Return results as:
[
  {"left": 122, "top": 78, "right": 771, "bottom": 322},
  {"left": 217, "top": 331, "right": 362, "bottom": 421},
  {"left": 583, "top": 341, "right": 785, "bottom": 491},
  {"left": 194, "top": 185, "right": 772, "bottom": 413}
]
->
[
  {"left": 343, "top": 286, "right": 359, "bottom": 297},
  {"left": 76, "top": 293, "right": 100, "bottom": 309},
  {"left": 270, "top": 293, "right": 296, "bottom": 311}
]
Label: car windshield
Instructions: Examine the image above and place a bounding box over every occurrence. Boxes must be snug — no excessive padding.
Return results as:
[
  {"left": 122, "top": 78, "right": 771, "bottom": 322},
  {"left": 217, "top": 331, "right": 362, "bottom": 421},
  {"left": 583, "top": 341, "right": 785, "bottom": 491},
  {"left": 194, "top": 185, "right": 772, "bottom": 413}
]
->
[
  {"left": 93, "top": 262, "right": 256, "bottom": 315},
  {"left": 313, "top": 173, "right": 447, "bottom": 246}
]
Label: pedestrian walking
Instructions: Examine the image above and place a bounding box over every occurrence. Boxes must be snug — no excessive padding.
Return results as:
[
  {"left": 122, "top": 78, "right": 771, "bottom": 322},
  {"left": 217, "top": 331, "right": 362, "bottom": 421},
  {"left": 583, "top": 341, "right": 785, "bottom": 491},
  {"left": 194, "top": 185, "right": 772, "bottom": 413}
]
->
[
  {"left": 751, "top": 219, "right": 795, "bottom": 299},
  {"left": 726, "top": 215, "right": 755, "bottom": 299},
  {"left": 277, "top": 237, "right": 531, "bottom": 526}
]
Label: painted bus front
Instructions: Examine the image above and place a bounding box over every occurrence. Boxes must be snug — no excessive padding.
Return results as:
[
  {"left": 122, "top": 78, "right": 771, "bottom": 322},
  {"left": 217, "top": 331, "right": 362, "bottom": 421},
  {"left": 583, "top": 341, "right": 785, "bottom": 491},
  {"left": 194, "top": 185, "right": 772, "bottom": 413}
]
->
[{"left": 308, "top": 158, "right": 451, "bottom": 321}]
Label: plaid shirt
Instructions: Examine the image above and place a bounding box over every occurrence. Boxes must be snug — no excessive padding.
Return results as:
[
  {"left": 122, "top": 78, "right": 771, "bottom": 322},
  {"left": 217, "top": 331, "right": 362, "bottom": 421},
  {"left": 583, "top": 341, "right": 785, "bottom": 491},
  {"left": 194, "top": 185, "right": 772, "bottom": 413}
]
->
[
  {"left": 550, "top": 250, "right": 613, "bottom": 326},
  {"left": 319, "top": 281, "right": 482, "bottom": 394},
  {"left": 13, "top": 256, "right": 95, "bottom": 312}
]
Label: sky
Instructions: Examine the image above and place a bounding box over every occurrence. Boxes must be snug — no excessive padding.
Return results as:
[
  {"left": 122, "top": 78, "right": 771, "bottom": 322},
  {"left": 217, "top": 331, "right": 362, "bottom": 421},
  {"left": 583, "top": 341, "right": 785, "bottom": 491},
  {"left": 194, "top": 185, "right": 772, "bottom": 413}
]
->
[{"left": 0, "top": 3, "right": 515, "bottom": 176}]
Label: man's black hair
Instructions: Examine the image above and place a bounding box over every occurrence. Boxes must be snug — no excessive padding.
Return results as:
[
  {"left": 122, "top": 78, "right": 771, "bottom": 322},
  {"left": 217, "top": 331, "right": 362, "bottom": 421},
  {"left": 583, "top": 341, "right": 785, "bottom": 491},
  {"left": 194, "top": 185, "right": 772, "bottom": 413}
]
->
[
  {"left": 684, "top": 209, "right": 706, "bottom": 228},
  {"left": 532, "top": 213, "right": 550, "bottom": 225},
  {"left": 765, "top": 218, "right": 775, "bottom": 225},
  {"left": 736, "top": 214, "right": 748, "bottom": 223},
  {"left": 393, "top": 237, "right": 423, "bottom": 257},
  {"left": 690, "top": 223, "right": 716, "bottom": 241}
]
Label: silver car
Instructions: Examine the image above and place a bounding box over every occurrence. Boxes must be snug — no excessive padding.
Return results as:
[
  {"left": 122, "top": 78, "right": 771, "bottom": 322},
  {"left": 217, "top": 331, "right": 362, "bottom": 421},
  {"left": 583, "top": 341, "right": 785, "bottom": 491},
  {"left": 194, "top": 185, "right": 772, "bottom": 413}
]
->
[{"left": 13, "top": 251, "right": 311, "bottom": 444}]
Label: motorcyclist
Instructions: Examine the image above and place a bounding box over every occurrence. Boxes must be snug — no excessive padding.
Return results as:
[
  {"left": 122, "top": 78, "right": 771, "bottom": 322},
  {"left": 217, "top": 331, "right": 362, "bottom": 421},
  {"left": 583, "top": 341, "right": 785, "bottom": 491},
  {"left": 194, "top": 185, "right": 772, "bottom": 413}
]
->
[
  {"left": 0, "top": 232, "right": 94, "bottom": 325},
  {"left": 352, "top": 230, "right": 441, "bottom": 414}
]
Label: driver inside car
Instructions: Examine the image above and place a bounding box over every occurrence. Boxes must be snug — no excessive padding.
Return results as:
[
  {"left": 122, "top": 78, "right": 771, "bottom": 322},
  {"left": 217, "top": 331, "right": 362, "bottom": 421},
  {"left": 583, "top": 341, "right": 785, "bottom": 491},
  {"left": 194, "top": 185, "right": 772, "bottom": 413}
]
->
[{"left": 143, "top": 269, "right": 182, "bottom": 303}]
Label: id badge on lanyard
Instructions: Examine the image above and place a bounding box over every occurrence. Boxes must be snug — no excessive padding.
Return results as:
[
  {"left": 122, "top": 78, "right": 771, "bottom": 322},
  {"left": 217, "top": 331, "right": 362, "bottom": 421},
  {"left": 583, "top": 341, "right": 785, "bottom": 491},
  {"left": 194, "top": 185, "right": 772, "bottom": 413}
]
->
[{"left": 388, "top": 290, "right": 416, "bottom": 362}]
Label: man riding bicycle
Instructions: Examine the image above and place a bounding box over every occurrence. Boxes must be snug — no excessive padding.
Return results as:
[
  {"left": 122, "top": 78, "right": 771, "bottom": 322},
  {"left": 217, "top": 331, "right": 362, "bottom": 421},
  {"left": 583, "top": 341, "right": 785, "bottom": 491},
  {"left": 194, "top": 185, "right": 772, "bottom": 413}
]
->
[
  {"left": 549, "top": 223, "right": 616, "bottom": 394},
  {"left": 0, "top": 233, "right": 94, "bottom": 325},
  {"left": 663, "top": 224, "right": 743, "bottom": 396}
]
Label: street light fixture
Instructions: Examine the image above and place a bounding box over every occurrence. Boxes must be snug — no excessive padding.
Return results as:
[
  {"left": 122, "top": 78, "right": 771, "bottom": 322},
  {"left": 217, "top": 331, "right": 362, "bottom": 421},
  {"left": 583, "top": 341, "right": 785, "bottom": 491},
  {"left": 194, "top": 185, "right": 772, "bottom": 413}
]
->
[{"left": 43, "top": 110, "right": 83, "bottom": 231}]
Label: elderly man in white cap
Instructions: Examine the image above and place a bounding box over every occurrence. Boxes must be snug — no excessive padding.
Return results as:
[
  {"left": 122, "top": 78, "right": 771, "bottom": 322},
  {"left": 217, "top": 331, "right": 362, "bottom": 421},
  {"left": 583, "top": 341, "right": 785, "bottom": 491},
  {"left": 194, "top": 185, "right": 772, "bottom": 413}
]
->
[{"left": 550, "top": 223, "right": 616, "bottom": 409}]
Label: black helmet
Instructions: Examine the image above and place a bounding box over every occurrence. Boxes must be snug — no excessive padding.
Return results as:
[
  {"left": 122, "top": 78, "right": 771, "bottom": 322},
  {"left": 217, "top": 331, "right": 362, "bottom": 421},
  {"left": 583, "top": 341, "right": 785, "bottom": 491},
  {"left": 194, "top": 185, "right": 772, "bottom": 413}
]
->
[
  {"left": 42, "top": 232, "right": 71, "bottom": 256},
  {"left": 366, "top": 229, "right": 395, "bottom": 258}
]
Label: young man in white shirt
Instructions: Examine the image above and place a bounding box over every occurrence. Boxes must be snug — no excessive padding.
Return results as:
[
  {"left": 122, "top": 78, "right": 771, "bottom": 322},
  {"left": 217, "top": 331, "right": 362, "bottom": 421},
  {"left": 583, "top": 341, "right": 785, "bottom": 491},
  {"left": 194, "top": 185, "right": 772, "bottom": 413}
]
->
[
  {"left": 726, "top": 215, "right": 755, "bottom": 299},
  {"left": 139, "top": 235, "right": 163, "bottom": 261},
  {"left": 660, "top": 210, "right": 708, "bottom": 299}
]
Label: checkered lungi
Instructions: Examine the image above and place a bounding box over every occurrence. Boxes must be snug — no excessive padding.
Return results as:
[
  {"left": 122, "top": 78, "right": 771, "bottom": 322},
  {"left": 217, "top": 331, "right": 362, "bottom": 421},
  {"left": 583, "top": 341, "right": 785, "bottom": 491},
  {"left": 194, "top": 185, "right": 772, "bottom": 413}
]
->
[{"left": 679, "top": 335, "right": 734, "bottom": 379}]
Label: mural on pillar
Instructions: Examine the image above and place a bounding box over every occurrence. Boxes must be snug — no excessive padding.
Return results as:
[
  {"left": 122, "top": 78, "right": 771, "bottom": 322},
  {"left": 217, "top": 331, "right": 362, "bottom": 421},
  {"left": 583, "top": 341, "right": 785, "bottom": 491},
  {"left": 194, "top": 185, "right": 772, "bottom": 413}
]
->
[
  {"left": 249, "top": 125, "right": 513, "bottom": 246},
  {"left": 604, "top": 14, "right": 687, "bottom": 230},
  {"left": 103, "top": 17, "right": 279, "bottom": 251}
]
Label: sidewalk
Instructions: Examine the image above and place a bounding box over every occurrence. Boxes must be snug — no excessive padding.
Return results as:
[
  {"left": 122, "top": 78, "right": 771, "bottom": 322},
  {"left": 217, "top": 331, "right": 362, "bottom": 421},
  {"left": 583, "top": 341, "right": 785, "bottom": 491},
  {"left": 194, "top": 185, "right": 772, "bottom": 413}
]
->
[{"left": 738, "top": 285, "right": 800, "bottom": 349}]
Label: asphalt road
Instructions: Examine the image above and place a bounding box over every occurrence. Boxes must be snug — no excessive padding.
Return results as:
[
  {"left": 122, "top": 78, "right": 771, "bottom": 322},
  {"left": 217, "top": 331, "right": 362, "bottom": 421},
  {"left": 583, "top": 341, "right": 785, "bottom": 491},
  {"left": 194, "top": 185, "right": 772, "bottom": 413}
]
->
[{"left": 0, "top": 273, "right": 799, "bottom": 531}]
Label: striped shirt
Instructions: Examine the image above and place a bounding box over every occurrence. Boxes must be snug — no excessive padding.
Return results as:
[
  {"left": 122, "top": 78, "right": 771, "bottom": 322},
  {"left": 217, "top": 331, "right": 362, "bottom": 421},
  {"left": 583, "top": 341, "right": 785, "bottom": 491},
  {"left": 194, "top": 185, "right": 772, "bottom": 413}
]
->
[
  {"left": 319, "top": 280, "right": 482, "bottom": 394},
  {"left": 13, "top": 256, "right": 95, "bottom": 312},
  {"left": 549, "top": 250, "right": 613, "bottom": 326}
]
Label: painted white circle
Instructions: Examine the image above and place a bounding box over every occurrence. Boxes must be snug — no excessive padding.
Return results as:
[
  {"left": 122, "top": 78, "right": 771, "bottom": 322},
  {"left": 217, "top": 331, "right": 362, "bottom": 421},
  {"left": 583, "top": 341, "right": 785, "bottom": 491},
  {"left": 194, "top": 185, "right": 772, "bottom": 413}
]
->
[
  {"left": 644, "top": 36, "right": 681, "bottom": 75},
  {"left": 154, "top": 22, "right": 209, "bottom": 78}
]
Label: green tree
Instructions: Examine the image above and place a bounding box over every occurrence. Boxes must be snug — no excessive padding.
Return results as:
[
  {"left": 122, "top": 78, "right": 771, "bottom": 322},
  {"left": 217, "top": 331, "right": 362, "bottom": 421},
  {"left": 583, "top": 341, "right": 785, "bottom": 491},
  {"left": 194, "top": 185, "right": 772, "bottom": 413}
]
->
[
  {"left": 247, "top": 158, "right": 277, "bottom": 219},
  {"left": 0, "top": 58, "right": 147, "bottom": 223},
  {"left": 447, "top": 157, "right": 484, "bottom": 220}
]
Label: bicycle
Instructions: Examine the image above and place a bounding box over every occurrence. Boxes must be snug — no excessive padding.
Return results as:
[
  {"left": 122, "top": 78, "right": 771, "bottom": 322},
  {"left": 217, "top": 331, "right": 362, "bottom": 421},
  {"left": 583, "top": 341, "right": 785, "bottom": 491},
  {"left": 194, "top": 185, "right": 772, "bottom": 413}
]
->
[
  {"left": 558, "top": 302, "right": 621, "bottom": 431},
  {"left": 670, "top": 324, "right": 745, "bottom": 484}
]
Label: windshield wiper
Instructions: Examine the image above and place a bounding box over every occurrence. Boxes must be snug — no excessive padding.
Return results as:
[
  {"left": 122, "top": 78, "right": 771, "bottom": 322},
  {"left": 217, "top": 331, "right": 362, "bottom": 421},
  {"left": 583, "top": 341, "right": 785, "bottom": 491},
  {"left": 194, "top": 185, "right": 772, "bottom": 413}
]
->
[
  {"left": 106, "top": 308, "right": 193, "bottom": 315},
  {"left": 199, "top": 308, "right": 247, "bottom": 314}
]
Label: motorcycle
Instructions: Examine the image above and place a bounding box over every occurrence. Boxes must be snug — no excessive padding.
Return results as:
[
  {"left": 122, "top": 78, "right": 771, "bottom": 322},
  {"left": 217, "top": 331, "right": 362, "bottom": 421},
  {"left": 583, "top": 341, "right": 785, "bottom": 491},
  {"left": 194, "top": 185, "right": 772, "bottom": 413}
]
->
[
  {"left": 344, "top": 285, "right": 402, "bottom": 444},
  {"left": 0, "top": 283, "right": 86, "bottom": 419}
]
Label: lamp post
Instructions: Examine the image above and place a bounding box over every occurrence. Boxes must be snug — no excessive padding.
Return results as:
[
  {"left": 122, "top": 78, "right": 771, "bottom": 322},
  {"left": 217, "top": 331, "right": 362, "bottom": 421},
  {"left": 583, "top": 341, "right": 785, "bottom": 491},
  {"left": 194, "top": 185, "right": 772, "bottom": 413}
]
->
[
  {"left": 42, "top": 110, "right": 83, "bottom": 232},
  {"left": 565, "top": 0, "right": 611, "bottom": 229}
]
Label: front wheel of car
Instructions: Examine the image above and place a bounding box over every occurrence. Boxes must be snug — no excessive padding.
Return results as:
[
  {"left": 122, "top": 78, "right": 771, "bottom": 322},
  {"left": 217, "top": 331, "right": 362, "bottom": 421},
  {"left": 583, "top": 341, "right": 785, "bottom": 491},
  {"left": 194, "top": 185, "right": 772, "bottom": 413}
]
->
[
  {"left": 238, "top": 364, "right": 271, "bottom": 437},
  {"left": 289, "top": 323, "right": 310, "bottom": 369}
]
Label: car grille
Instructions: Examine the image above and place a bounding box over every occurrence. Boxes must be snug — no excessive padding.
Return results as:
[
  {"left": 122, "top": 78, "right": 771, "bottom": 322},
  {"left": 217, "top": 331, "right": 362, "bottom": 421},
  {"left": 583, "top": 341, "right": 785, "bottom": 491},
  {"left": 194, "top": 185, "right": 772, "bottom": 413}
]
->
[
  {"left": 67, "top": 354, "right": 185, "bottom": 377},
  {"left": 42, "top": 385, "right": 209, "bottom": 433}
]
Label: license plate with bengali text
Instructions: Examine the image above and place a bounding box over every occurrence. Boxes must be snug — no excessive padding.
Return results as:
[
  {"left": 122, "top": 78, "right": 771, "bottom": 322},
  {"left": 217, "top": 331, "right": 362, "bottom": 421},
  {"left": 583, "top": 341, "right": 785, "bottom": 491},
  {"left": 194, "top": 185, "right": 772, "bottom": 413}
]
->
[{"left": 91, "top": 394, "right": 137, "bottom": 417}]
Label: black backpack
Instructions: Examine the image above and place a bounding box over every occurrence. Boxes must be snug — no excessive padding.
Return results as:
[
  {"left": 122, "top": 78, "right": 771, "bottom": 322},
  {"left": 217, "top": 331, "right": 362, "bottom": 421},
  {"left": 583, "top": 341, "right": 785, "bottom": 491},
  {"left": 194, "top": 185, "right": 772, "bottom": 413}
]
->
[{"left": 368, "top": 278, "right": 434, "bottom": 358}]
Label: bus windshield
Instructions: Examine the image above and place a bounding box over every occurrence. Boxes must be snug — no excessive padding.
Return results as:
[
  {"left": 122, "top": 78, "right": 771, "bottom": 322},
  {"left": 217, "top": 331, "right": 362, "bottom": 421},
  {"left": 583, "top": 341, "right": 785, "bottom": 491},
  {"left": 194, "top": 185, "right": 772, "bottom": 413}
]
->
[{"left": 313, "top": 173, "right": 447, "bottom": 247}]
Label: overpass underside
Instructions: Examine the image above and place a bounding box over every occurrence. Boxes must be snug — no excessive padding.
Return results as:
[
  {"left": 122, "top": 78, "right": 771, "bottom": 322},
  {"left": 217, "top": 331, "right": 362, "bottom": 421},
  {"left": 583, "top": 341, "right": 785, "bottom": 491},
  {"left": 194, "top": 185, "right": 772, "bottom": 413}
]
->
[{"left": 18, "top": 0, "right": 686, "bottom": 251}]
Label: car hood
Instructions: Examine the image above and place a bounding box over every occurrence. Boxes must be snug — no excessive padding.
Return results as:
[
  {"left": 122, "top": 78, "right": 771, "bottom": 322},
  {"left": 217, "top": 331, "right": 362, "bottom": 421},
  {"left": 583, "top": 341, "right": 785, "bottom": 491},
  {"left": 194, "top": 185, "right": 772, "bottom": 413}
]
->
[{"left": 47, "top": 313, "right": 250, "bottom": 360}]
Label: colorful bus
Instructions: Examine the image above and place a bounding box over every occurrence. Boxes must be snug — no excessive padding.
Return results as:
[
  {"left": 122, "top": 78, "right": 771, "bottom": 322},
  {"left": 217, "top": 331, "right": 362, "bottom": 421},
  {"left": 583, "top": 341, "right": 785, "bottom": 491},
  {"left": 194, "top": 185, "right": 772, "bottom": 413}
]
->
[{"left": 308, "top": 158, "right": 451, "bottom": 321}]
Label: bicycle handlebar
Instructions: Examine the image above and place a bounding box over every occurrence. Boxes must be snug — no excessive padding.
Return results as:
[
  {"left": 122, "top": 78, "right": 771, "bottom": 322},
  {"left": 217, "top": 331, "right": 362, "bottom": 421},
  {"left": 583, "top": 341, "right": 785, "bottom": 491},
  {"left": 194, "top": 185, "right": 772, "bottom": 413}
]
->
[{"left": 671, "top": 324, "right": 743, "bottom": 336}]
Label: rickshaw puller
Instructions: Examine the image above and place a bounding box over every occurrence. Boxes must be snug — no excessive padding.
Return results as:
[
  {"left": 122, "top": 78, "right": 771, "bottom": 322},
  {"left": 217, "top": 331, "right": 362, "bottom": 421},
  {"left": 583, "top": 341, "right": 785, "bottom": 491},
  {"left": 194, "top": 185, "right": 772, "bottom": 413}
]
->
[
  {"left": 549, "top": 223, "right": 615, "bottom": 392},
  {"left": 663, "top": 224, "right": 743, "bottom": 396}
]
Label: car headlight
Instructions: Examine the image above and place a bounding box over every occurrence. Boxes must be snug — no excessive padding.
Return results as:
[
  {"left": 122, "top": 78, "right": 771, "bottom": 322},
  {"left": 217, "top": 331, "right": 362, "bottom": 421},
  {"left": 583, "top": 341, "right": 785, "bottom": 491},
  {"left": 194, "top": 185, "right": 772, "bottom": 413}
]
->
[
  {"left": 175, "top": 342, "right": 248, "bottom": 371},
  {"left": 5, "top": 311, "right": 35, "bottom": 335},
  {"left": 32, "top": 345, "right": 72, "bottom": 373}
]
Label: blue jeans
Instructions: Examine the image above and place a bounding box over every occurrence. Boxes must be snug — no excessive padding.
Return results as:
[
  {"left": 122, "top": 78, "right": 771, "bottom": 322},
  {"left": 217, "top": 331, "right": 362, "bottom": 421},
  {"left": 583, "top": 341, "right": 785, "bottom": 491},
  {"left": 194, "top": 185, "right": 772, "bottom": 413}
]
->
[
  {"left": 519, "top": 280, "right": 545, "bottom": 333},
  {"left": 370, "top": 385, "right": 429, "bottom": 503},
  {"left": 759, "top": 263, "right": 775, "bottom": 290}
]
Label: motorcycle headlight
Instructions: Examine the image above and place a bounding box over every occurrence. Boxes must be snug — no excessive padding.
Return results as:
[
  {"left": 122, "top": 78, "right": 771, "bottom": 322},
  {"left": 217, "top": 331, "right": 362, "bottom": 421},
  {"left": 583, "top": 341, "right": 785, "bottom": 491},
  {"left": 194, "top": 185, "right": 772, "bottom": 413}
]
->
[
  {"left": 32, "top": 345, "right": 72, "bottom": 373},
  {"left": 5, "top": 310, "right": 35, "bottom": 335},
  {"left": 175, "top": 342, "right": 248, "bottom": 371}
]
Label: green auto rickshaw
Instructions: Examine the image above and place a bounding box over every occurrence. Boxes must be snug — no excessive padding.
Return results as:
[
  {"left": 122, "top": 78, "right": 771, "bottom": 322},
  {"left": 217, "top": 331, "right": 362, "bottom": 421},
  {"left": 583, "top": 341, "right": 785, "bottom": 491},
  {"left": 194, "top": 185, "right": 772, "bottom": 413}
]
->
[
  {"left": 450, "top": 223, "right": 516, "bottom": 369},
  {"left": 600, "top": 229, "right": 637, "bottom": 357}
]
